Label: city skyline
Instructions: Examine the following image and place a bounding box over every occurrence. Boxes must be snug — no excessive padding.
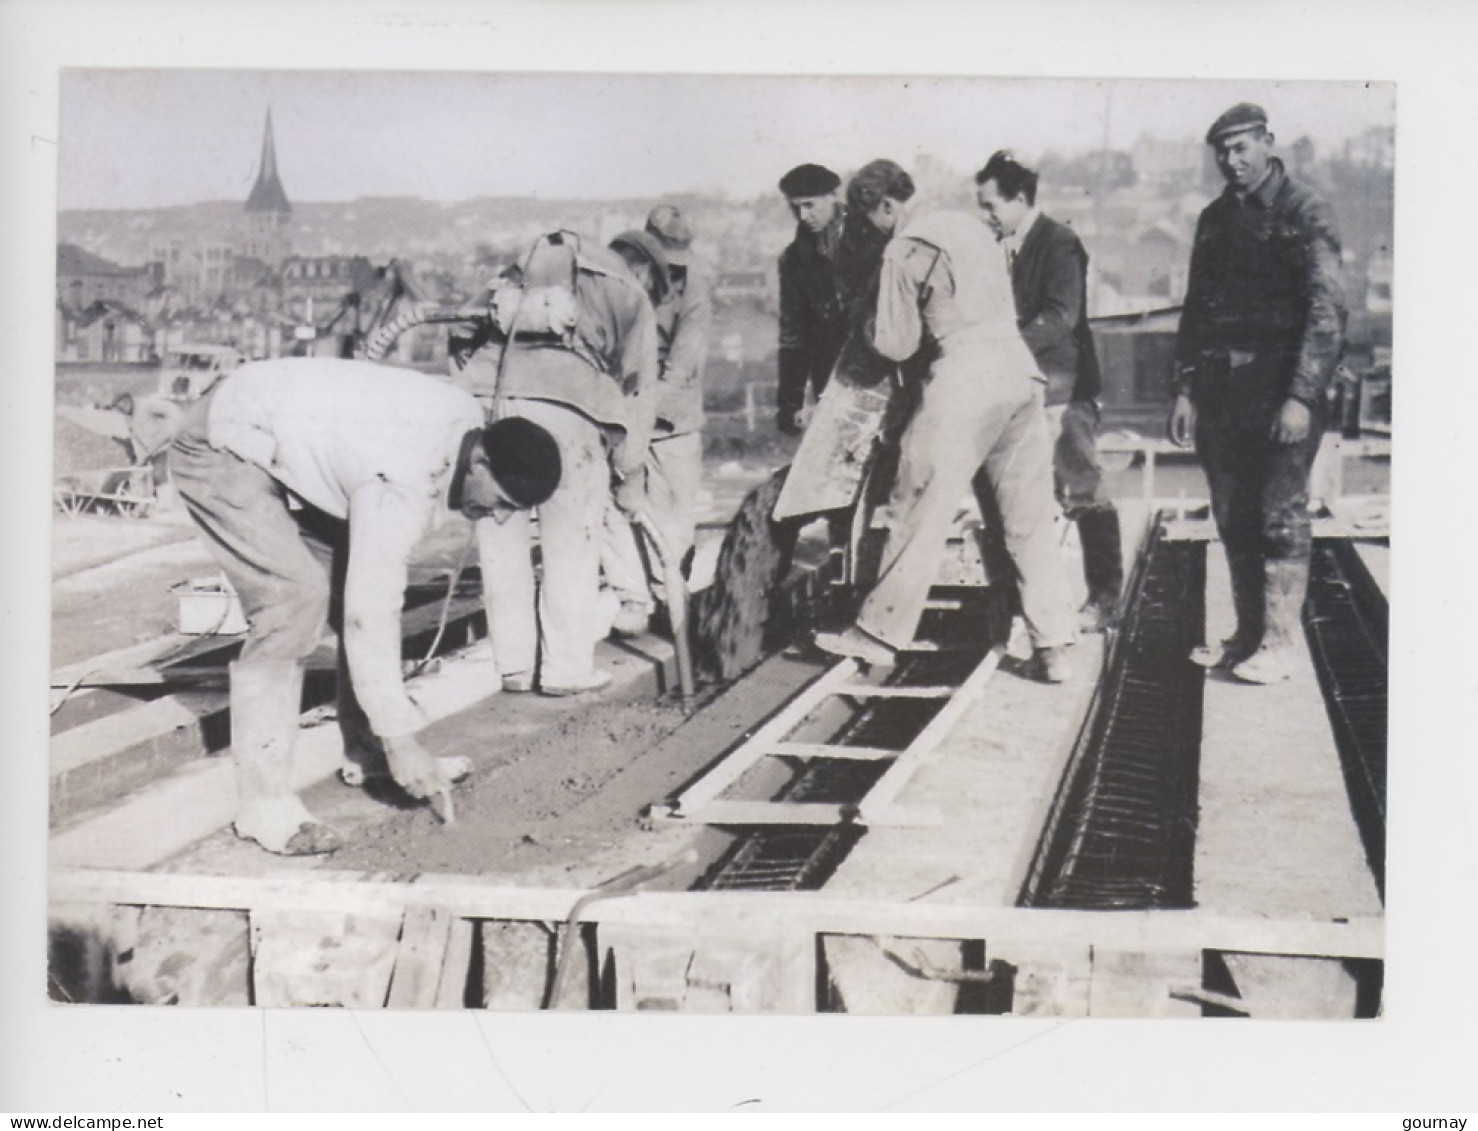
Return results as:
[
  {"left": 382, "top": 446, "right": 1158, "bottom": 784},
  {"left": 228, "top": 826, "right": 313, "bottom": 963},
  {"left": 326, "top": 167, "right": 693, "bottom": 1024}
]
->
[{"left": 59, "top": 70, "right": 1394, "bottom": 212}]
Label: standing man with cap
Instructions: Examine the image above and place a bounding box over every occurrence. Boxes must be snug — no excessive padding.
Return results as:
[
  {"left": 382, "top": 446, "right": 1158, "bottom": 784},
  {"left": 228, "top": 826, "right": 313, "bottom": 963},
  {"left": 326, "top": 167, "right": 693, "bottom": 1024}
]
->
[
  {"left": 600, "top": 208, "right": 714, "bottom": 633},
  {"left": 169, "top": 357, "right": 562, "bottom": 855},
  {"left": 975, "top": 150, "right": 1124, "bottom": 632},
  {"left": 812, "top": 168, "right": 1077, "bottom": 682},
  {"left": 462, "top": 231, "right": 660, "bottom": 697},
  {"left": 775, "top": 163, "right": 848, "bottom": 436},
  {"left": 1168, "top": 103, "right": 1346, "bottom": 683}
]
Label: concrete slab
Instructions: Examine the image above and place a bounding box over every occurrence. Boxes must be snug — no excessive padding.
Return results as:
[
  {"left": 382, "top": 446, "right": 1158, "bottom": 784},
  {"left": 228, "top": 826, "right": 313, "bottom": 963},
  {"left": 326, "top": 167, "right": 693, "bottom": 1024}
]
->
[{"left": 1194, "top": 548, "right": 1384, "bottom": 922}]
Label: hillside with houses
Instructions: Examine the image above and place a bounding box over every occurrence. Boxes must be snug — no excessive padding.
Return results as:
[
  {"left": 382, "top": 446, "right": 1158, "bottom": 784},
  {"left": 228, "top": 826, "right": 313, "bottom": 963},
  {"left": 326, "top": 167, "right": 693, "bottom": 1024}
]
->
[{"left": 56, "top": 112, "right": 1393, "bottom": 411}]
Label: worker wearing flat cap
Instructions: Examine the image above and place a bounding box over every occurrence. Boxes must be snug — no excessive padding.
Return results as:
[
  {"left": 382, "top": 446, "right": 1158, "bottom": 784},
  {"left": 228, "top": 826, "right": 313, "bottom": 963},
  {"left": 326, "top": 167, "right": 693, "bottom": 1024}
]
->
[
  {"left": 458, "top": 231, "right": 660, "bottom": 699},
  {"left": 1168, "top": 102, "right": 1347, "bottom": 684},
  {"left": 169, "top": 358, "right": 562, "bottom": 854},
  {"left": 601, "top": 207, "right": 714, "bottom": 635},
  {"left": 775, "top": 163, "right": 849, "bottom": 436}
]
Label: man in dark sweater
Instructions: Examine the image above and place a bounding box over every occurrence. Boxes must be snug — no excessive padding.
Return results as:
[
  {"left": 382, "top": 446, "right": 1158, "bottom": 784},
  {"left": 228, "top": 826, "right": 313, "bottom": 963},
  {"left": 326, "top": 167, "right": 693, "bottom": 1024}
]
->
[
  {"left": 976, "top": 151, "right": 1123, "bottom": 632},
  {"left": 775, "top": 163, "right": 848, "bottom": 436},
  {"left": 1167, "top": 104, "right": 1346, "bottom": 684}
]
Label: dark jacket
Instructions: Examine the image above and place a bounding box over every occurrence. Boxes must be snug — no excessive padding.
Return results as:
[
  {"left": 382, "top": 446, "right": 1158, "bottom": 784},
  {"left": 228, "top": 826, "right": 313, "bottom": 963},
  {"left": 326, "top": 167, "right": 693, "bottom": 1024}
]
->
[
  {"left": 1174, "top": 158, "right": 1346, "bottom": 408},
  {"left": 776, "top": 211, "right": 847, "bottom": 417},
  {"left": 1011, "top": 212, "right": 1102, "bottom": 406}
]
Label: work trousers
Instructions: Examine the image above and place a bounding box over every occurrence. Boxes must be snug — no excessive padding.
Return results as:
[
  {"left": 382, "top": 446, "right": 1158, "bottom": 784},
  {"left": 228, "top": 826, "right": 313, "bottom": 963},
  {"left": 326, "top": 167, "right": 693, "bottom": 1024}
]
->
[
  {"left": 170, "top": 398, "right": 340, "bottom": 665},
  {"left": 1046, "top": 400, "right": 1123, "bottom": 604},
  {"left": 1045, "top": 400, "right": 1111, "bottom": 515},
  {"left": 1193, "top": 352, "right": 1328, "bottom": 566},
  {"left": 476, "top": 398, "right": 611, "bottom": 688},
  {"left": 601, "top": 428, "right": 703, "bottom": 607},
  {"left": 857, "top": 347, "right": 1075, "bottom": 651},
  {"left": 170, "top": 399, "right": 392, "bottom": 768}
]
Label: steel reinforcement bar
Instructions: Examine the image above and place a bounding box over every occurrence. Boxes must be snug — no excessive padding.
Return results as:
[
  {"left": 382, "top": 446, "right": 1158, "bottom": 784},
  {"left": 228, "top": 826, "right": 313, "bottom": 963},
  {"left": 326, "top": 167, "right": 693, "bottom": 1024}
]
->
[
  {"left": 1021, "top": 522, "right": 1207, "bottom": 910},
  {"left": 1304, "top": 538, "right": 1388, "bottom": 900}
]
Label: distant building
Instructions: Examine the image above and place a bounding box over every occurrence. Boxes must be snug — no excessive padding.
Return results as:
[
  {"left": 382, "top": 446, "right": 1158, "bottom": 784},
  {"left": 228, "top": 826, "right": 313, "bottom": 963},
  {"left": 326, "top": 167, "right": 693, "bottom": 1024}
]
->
[
  {"left": 57, "top": 299, "right": 152, "bottom": 363},
  {"left": 56, "top": 244, "right": 160, "bottom": 313}
]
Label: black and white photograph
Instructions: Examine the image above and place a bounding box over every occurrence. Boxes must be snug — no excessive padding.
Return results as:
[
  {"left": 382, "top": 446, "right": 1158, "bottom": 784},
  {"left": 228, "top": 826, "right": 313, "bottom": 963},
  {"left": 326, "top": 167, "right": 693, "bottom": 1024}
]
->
[{"left": 5, "top": 0, "right": 1476, "bottom": 1116}]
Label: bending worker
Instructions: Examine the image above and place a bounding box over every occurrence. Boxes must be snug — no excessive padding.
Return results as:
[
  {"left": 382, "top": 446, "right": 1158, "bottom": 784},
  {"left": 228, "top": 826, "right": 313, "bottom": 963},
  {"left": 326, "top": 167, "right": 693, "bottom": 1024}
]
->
[
  {"left": 1168, "top": 103, "right": 1346, "bottom": 684},
  {"left": 169, "top": 357, "right": 562, "bottom": 856},
  {"left": 813, "top": 165, "right": 1076, "bottom": 682},
  {"left": 461, "top": 231, "right": 659, "bottom": 696}
]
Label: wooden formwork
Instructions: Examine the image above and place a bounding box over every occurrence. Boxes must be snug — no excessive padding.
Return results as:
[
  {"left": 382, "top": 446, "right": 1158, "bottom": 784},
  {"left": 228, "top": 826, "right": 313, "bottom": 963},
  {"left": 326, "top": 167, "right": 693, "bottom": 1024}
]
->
[{"left": 48, "top": 866, "right": 1382, "bottom": 1016}]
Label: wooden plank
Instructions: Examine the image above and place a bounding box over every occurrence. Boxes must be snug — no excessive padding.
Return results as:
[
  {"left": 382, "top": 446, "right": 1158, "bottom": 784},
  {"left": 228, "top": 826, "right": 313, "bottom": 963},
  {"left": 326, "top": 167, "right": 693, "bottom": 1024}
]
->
[
  {"left": 678, "top": 799, "right": 856, "bottom": 826},
  {"left": 835, "top": 684, "right": 957, "bottom": 700},
  {"left": 857, "top": 646, "right": 1003, "bottom": 823},
  {"left": 386, "top": 905, "right": 456, "bottom": 1009},
  {"left": 434, "top": 916, "right": 476, "bottom": 1009},
  {"left": 669, "top": 658, "right": 861, "bottom": 813},
  {"left": 49, "top": 659, "right": 502, "bottom": 869},
  {"left": 767, "top": 741, "right": 898, "bottom": 762},
  {"left": 50, "top": 866, "right": 1384, "bottom": 959}
]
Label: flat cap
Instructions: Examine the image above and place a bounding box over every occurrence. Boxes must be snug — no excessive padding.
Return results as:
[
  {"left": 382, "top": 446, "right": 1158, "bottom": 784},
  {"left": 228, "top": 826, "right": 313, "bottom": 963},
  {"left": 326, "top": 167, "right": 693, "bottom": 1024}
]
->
[
  {"left": 1206, "top": 102, "right": 1269, "bottom": 145},
  {"left": 778, "top": 163, "right": 841, "bottom": 199},
  {"left": 645, "top": 204, "right": 693, "bottom": 266}
]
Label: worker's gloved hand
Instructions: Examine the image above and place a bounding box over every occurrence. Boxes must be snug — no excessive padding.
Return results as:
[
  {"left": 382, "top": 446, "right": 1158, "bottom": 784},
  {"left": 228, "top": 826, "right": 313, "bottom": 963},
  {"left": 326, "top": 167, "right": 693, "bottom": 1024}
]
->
[
  {"left": 1167, "top": 393, "right": 1196, "bottom": 449},
  {"left": 384, "top": 732, "right": 456, "bottom": 808},
  {"left": 613, "top": 473, "right": 647, "bottom": 517}
]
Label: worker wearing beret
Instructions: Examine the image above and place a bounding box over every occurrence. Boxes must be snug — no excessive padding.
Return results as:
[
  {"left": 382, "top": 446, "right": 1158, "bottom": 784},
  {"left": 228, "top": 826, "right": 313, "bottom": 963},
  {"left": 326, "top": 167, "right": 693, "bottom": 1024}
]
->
[
  {"left": 169, "top": 358, "right": 562, "bottom": 854},
  {"left": 775, "top": 163, "right": 849, "bottom": 437},
  {"left": 1168, "top": 103, "right": 1347, "bottom": 683}
]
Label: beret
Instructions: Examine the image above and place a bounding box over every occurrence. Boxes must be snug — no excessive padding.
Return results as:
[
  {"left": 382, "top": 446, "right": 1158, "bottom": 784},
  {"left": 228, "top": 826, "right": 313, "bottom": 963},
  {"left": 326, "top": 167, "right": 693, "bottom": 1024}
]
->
[
  {"left": 645, "top": 204, "right": 693, "bottom": 266},
  {"left": 778, "top": 163, "right": 841, "bottom": 198},
  {"left": 483, "top": 416, "right": 562, "bottom": 508},
  {"left": 1206, "top": 102, "right": 1269, "bottom": 145}
]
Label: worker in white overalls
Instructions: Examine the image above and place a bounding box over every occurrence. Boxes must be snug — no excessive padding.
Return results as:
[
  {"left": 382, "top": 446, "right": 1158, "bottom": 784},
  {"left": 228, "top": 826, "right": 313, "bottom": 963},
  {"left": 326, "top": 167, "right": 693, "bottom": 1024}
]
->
[{"left": 457, "top": 232, "right": 660, "bottom": 697}]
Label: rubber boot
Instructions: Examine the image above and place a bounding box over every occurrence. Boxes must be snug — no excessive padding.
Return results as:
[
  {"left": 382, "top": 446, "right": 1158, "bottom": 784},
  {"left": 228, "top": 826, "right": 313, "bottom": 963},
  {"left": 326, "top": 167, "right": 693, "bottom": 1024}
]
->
[
  {"left": 1232, "top": 557, "right": 1310, "bottom": 685},
  {"left": 229, "top": 659, "right": 343, "bottom": 855},
  {"left": 1076, "top": 505, "right": 1124, "bottom": 632},
  {"left": 1192, "top": 549, "right": 1265, "bottom": 668}
]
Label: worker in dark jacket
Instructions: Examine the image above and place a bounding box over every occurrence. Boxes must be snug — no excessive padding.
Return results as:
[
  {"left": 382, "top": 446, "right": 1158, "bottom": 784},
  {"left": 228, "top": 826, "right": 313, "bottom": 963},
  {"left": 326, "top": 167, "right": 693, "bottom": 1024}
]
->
[
  {"left": 1168, "top": 103, "right": 1347, "bottom": 684},
  {"left": 976, "top": 151, "right": 1124, "bottom": 631},
  {"left": 775, "top": 163, "right": 848, "bottom": 435}
]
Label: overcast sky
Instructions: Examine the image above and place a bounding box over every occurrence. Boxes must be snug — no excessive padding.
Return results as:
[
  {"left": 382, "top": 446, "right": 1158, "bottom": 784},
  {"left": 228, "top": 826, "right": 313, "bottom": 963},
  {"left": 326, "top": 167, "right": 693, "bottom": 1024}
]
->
[{"left": 58, "top": 69, "right": 1394, "bottom": 210}]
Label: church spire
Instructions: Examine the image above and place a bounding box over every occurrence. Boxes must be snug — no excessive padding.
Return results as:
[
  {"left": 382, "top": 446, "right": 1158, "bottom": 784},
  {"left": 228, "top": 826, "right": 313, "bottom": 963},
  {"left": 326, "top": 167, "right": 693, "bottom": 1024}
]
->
[{"left": 245, "top": 108, "right": 291, "bottom": 215}]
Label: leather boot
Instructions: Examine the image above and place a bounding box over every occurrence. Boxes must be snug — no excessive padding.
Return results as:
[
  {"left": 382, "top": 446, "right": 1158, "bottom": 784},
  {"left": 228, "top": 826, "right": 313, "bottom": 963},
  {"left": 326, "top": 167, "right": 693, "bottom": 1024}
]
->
[
  {"left": 1192, "top": 549, "right": 1265, "bottom": 668},
  {"left": 229, "top": 659, "right": 342, "bottom": 855},
  {"left": 1076, "top": 505, "right": 1124, "bottom": 631},
  {"left": 1231, "top": 557, "right": 1310, "bottom": 685}
]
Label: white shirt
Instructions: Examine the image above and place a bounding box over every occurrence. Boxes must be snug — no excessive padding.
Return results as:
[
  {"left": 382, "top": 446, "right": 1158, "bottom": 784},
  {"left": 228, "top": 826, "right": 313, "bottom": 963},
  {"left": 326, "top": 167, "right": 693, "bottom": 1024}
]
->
[{"left": 209, "top": 358, "right": 484, "bottom": 737}]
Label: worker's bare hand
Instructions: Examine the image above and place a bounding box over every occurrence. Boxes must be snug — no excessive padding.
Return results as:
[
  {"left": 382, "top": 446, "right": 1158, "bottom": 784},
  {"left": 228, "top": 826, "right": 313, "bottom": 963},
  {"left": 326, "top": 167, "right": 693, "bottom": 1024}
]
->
[
  {"left": 1270, "top": 397, "right": 1312, "bottom": 444},
  {"left": 613, "top": 473, "right": 647, "bottom": 517},
  {"left": 384, "top": 732, "right": 455, "bottom": 803},
  {"left": 1167, "top": 393, "right": 1196, "bottom": 449}
]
